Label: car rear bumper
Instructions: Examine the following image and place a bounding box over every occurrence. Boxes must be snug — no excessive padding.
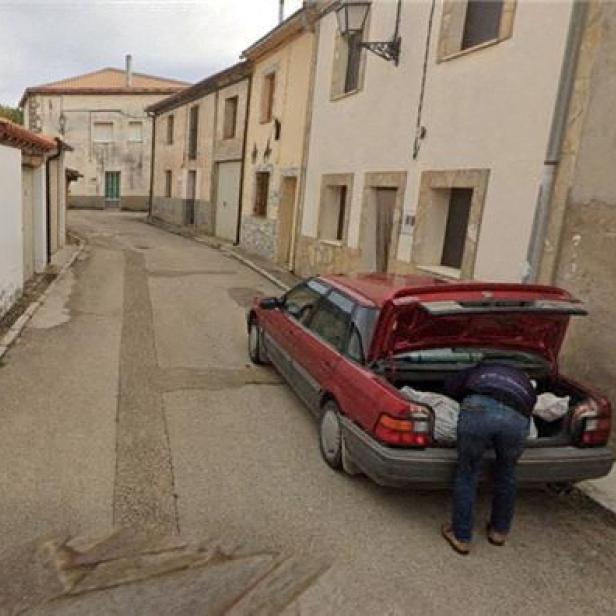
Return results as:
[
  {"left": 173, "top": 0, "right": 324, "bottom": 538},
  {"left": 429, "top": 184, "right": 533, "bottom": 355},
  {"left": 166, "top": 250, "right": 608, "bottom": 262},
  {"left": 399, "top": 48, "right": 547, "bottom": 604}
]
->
[{"left": 341, "top": 417, "right": 614, "bottom": 488}]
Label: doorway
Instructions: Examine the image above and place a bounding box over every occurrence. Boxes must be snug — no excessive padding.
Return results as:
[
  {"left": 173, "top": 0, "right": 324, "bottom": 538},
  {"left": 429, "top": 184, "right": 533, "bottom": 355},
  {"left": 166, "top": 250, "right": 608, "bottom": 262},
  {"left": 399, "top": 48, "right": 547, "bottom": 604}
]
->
[
  {"left": 215, "top": 161, "right": 241, "bottom": 241},
  {"left": 104, "top": 171, "right": 120, "bottom": 209},
  {"left": 277, "top": 176, "right": 297, "bottom": 267},
  {"left": 186, "top": 170, "right": 196, "bottom": 226},
  {"left": 362, "top": 187, "right": 398, "bottom": 273}
]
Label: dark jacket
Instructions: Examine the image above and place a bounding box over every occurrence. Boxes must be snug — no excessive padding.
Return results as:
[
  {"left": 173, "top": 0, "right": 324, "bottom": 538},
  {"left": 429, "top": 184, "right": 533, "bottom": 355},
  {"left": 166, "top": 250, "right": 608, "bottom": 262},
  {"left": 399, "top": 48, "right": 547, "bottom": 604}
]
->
[{"left": 445, "top": 363, "right": 536, "bottom": 417}]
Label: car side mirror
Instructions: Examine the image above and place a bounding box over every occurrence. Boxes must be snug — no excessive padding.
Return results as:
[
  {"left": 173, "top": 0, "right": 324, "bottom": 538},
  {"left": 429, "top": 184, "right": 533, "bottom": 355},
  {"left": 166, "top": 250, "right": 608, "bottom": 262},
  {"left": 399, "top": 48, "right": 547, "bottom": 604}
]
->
[{"left": 259, "top": 296, "right": 281, "bottom": 310}]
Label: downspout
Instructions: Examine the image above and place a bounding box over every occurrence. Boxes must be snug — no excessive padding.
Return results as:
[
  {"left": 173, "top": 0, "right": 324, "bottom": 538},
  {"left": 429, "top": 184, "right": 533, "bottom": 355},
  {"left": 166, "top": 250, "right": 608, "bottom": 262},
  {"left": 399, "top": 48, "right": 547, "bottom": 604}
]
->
[
  {"left": 523, "top": 0, "right": 588, "bottom": 283},
  {"left": 236, "top": 72, "right": 253, "bottom": 246},
  {"left": 45, "top": 137, "right": 63, "bottom": 263},
  {"left": 147, "top": 111, "right": 156, "bottom": 218}
]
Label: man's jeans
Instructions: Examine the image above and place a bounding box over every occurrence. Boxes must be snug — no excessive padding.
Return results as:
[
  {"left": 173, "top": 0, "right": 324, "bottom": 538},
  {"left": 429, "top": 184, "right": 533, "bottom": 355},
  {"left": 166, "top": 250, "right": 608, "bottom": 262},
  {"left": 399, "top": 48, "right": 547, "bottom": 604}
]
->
[{"left": 452, "top": 394, "right": 529, "bottom": 542}]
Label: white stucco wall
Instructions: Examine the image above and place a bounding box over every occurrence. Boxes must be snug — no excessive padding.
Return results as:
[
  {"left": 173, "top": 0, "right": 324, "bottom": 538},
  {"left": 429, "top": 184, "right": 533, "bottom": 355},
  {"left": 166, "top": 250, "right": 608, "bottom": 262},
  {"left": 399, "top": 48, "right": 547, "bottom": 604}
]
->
[
  {"left": 0, "top": 144, "right": 24, "bottom": 318},
  {"left": 302, "top": 0, "right": 573, "bottom": 281}
]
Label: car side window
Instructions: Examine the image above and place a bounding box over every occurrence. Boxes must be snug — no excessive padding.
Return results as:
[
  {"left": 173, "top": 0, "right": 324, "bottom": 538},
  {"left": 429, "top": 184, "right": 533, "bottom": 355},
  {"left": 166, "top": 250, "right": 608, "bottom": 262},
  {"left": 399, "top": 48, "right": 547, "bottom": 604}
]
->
[
  {"left": 346, "top": 306, "right": 379, "bottom": 364},
  {"left": 307, "top": 291, "right": 353, "bottom": 351},
  {"left": 283, "top": 279, "right": 328, "bottom": 324}
]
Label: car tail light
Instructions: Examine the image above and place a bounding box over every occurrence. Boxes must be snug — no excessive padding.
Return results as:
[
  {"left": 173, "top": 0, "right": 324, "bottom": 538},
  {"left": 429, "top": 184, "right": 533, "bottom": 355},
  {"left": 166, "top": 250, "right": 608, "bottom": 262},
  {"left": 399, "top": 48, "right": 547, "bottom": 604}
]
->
[
  {"left": 571, "top": 398, "right": 611, "bottom": 447},
  {"left": 375, "top": 403, "right": 433, "bottom": 448}
]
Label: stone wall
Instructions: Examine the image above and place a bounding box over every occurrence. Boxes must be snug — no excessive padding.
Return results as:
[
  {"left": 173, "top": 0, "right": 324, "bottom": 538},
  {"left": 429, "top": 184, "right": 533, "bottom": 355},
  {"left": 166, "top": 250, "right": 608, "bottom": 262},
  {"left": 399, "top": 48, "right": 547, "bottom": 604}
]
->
[
  {"left": 545, "top": 1, "right": 616, "bottom": 436},
  {"left": 294, "top": 235, "right": 361, "bottom": 278},
  {"left": 240, "top": 216, "right": 277, "bottom": 260},
  {"left": 152, "top": 197, "right": 214, "bottom": 234}
]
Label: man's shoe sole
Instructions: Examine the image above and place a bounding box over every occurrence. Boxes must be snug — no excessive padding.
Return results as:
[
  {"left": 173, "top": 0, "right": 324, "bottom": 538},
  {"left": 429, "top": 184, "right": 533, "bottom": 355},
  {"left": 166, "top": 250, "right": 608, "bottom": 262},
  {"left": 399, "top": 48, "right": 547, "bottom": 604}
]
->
[{"left": 441, "top": 524, "right": 470, "bottom": 555}]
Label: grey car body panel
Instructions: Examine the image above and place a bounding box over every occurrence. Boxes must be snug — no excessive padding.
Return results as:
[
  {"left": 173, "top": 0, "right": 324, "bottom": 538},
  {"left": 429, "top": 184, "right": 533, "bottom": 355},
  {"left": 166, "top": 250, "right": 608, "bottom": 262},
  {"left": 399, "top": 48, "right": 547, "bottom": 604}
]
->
[{"left": 341, "top": 416, "right": 614, "bottom": 487}]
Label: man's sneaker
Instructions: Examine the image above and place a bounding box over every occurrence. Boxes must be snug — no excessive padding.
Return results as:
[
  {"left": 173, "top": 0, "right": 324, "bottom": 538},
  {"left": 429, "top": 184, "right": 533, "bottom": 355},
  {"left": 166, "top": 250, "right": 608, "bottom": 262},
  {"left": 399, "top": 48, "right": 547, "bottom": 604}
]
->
[
  {"left": 486, "top": 524, "right": 508, "bottom": 546},
  {"left": 441, "top": 524, "right": 471, "bottom": 555}
]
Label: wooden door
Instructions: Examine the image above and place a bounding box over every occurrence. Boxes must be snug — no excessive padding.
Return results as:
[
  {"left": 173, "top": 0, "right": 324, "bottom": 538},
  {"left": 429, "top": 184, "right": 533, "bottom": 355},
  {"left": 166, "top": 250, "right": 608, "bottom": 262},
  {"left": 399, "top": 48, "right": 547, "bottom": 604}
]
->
[
  {"left": 375, "top": 187, "right": 397, "bottom": 273},
  {"left": 215, "top": 162, "right": 241, "bottom": 241},
  {"left": 276, "top": 176, "right": 297, "bottom": 267},
  {"left": 104, "top": 171, "right": 120, "bottom": 208}
]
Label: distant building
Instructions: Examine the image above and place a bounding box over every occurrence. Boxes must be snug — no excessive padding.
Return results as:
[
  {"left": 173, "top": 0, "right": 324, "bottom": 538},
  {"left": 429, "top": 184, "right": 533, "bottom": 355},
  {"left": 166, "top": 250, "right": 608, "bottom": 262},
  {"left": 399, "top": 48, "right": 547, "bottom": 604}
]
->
[
  {"left": 147, "top": 62, "right": 252, "bottom": 240},
  {"left": 0, "top": 119, "right": 69, "bottom": 318},
  {"left": 20, "top": 57, "right": 188, "bottom": 211}
]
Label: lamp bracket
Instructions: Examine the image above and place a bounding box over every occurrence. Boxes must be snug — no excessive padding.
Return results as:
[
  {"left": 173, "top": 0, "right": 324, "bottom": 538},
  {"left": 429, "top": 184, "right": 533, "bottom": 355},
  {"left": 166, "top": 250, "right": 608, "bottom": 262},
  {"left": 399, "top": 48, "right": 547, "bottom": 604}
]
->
[{"left": 360, "top": 37, "right": 401, "bottom": 65}]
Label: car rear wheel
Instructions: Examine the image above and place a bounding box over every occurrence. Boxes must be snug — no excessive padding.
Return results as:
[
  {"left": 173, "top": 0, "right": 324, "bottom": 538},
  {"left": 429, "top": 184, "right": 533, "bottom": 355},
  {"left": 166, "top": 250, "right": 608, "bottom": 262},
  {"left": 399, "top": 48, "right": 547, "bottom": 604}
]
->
[
  {"left": 319, "top": 401, "right": 344, "bottom": 471},
  {"left": 248, "top": 320, "right": 267, "bottom": 365}
]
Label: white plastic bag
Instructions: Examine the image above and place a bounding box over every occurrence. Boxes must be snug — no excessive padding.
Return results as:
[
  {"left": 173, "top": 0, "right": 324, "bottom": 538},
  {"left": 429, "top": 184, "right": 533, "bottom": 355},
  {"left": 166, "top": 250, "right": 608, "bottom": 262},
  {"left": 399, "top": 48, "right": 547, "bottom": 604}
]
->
[
  {"left": 533, "top": 393, "right": 570, "bottom": 422},
  {"left": 399, "top": 387, "right": 460, "bottom": 443}
]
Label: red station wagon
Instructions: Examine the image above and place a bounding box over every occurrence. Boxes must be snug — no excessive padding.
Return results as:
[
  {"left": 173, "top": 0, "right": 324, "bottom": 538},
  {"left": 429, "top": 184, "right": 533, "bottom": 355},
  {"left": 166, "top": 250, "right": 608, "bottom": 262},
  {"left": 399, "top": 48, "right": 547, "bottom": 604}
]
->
[{"left": 247, "top": 274, "right": 614, "bottom": 487}]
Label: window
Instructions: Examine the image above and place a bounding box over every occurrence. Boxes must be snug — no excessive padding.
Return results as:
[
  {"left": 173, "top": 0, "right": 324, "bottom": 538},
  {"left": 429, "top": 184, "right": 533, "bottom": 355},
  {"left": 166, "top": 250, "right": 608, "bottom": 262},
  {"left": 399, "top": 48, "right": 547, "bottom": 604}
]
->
[
  {"left": 344, "top": 33, "right": 363, "bottom": 94},
  {"left": 440, "top": 188, "right": 473, "bottom": 269},
  {"left": 93, "top": 122, "right": 113, "bottom": 143},
  {"left": 283, "top": 279, "right": 329, "bottom": 324},
  {"left": 253, "top": 171, "right": 270, "bottom": 217},
  {"left": 412, "top": 169, "right": 489, "bottom": 278},
  {"left": 331, "top": 28, "right": 366, "bottom": 98},
  {"left": 319, "top": 185, "right": 348, "bottom": 242},
  {"left": 260, "top": 72, "right": 276, "bottom": 123},
  {"left": 346, "top": 307, "right": 379, "bottom": 364},
  {"left": 462, "top": 0, "right": 503, "bottom": 49},
  {"left": 166, "top": 115, "right": 174, "bottom": 145},
  {"left": 188, "top": 105, "right": 199, "bottom": 159},
  {"left": 223, "top": 96, "right": 239, "bottom": 139},
  {"left": 437, "top": 0, "right": 515, "bottom": 60},
  {"left": 128, "top": 121, "right": 143, "bottom": 142},
  {"left": 164, "top": 170, "right": 172, "bottom": 198},
  {"left": 307, "top": 291, "right": 353, "bottom": 351}
]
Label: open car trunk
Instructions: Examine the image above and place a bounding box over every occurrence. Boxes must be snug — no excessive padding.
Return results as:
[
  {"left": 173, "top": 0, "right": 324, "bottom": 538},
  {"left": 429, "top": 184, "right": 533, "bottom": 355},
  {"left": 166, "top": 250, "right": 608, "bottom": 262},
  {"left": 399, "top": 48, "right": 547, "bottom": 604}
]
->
[
  {"left": 368, "top": 283, "right": 591, "bottom": 448},
  {"left": 383, "top": 365, "right": 587, "bottom": 448}
]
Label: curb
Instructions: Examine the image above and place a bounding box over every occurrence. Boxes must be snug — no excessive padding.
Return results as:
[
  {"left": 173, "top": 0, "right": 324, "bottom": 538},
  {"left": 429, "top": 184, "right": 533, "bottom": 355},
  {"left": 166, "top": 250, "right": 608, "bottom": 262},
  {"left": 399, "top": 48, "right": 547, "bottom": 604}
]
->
[
  {"left": 147, "top": 217, "right": 292, "bottom": 292},
  {"left": 219, "top": 246, "right": 290, "bottom": 292},
  {"left": 0, "top": 234, "right": 86, "bottom": 361}
]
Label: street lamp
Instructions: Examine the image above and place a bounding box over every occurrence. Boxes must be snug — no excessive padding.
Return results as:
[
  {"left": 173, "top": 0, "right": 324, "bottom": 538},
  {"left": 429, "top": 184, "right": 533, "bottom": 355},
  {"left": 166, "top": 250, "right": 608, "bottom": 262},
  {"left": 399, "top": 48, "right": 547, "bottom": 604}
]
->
[{"left": 334, "top": 0, "right": 402, "bottom": 65}]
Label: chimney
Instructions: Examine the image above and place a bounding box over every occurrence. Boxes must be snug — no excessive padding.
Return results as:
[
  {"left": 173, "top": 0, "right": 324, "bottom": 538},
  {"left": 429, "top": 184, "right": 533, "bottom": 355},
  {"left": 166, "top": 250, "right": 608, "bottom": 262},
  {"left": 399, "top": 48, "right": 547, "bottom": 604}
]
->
[
  {"left": 125, "top": 54, "right": 133, "bottom": 87},
  {"left": 279, "top": 0, "right": 284, "bottom": 23}
]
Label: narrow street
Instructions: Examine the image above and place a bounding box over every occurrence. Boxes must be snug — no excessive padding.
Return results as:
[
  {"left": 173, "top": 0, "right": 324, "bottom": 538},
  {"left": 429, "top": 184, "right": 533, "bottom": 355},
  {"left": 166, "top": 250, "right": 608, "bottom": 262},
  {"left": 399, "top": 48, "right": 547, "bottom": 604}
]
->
[{"left": 2, "top": 211, "right": 616, "bottom": 615}]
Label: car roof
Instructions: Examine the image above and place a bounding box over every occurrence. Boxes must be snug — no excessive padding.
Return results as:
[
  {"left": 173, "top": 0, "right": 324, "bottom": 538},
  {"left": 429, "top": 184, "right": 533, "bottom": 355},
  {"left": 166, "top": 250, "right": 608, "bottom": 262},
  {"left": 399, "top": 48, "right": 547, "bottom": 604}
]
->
[
  {"left": 320, "top": 273, "right": 574, "bottom": 308},
  {"left": 321, "top": 273, "right": 448, "bottom": 307}
]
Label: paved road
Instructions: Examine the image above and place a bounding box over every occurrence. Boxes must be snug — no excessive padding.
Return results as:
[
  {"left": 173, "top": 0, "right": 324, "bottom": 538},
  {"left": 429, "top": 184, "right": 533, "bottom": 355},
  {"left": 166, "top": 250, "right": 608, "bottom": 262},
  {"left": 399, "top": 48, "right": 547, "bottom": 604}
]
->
[{"left": 1, "top": 211, "right": 616, "bottom": 615}]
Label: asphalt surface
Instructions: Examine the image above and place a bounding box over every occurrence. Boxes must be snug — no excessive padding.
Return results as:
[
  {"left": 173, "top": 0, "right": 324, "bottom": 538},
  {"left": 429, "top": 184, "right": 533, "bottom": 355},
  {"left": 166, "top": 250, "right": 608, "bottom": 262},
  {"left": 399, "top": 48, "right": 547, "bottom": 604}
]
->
[{"left": 1, "top": 211, "right": 616, "bottom": 615}]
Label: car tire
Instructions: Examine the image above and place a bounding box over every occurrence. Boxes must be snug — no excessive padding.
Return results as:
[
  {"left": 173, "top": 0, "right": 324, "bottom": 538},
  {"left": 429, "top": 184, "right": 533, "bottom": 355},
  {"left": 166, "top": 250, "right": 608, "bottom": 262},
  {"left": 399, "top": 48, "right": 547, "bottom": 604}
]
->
[
  {"left": 248, "top": 320, "right": 267, "bottom": 365},
  {"left": 319, "top": 401, "right": 344, "bottom": 471}
]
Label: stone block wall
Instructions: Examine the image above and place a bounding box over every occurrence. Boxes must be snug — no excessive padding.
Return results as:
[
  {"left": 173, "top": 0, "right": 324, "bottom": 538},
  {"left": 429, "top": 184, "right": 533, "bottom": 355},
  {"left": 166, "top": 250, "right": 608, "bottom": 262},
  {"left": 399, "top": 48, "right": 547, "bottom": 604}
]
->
[{"left": 240, "top": 216, "right": 277, "bottom": 260}]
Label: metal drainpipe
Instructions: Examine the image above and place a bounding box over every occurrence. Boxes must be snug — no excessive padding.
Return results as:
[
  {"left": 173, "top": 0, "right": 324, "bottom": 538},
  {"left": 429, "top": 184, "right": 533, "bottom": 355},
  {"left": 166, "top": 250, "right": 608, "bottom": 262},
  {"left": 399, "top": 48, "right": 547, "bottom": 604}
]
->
[
  {"left": 523, "top": 0, "right": 588, "bottom": 283},
  {"left": 147, "top": 111, "right": 156, "bottom": 218},
  {"left": 45, "top": 137, "right": 63, "bottom": 263}
]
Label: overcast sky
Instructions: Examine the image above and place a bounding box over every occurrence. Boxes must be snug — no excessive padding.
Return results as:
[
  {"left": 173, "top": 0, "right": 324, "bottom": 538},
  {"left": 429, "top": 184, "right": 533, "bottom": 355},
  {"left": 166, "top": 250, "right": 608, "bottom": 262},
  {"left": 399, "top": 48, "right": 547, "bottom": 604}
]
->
[{"left": 0, "top": 0, "right": 303, "bottom": 106}]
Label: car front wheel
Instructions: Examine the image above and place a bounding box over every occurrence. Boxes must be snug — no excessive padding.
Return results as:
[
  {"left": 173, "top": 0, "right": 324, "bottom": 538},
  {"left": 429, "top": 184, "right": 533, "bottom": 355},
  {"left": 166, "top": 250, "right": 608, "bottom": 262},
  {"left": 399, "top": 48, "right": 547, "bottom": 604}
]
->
[
  {"left": 319, "top": 401, "right": 344, "bottom": 471},
  {"left": 248, "top": 320, "right": 267, "bottom": 365}
]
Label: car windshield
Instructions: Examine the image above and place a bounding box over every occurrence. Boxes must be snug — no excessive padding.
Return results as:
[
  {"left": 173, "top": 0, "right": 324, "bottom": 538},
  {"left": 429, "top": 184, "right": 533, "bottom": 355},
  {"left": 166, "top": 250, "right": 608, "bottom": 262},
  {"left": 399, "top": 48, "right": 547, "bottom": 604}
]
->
[{"left": 394, "top": 347, "right": 549, "bottom": 371}]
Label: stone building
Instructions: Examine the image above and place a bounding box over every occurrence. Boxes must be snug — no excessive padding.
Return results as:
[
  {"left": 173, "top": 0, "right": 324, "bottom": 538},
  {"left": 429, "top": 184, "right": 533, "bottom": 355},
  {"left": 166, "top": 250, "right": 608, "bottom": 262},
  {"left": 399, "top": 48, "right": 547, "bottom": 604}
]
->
[
  {"left": 533, "top": 0, "right": 616, "bottom": 429},
  {"left": 0, "top": 119, "right": 68, "bottom": 318},
  {"left": 147, "top": 62, "right": 251, "bottom": 241},
  {"left": 296, "top": 0, "right": 577, "bottom": 281},
  {"left": 20, "top": 58, "right": 188, "bottom": 211},
  {"left": 239, "top": 4, "right": 320, "bottom": 267}
]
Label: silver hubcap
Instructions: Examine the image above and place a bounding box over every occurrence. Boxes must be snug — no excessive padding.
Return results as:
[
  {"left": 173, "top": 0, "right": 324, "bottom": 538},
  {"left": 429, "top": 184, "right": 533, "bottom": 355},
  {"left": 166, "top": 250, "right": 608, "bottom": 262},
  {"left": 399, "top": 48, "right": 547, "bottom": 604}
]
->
[
  {"left": 249, "top": 325, "right": 259, "bottom": 357},
  {"left": 321, "top": 408, "right": 341, "bottom": 460}
]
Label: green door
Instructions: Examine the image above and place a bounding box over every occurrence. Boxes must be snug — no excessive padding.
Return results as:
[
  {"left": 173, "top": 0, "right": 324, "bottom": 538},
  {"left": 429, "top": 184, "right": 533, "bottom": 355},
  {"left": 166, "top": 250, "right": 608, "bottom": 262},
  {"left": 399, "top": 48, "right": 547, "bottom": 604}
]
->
[{"left": 105, "top": 171, "right": 121, "bottom": 203}]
